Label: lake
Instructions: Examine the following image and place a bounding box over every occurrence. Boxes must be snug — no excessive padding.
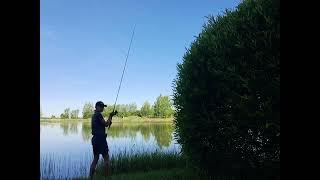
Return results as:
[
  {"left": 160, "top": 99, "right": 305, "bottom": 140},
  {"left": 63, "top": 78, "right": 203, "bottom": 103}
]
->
[{"left": 40, "top": 121, "right": 181, "bottom": 179}]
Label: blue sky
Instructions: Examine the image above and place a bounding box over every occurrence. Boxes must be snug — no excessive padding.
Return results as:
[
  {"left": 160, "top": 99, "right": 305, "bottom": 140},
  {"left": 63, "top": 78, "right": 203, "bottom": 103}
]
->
[{"left": 41, "top": 0, "right": 241, "bottom": 117}]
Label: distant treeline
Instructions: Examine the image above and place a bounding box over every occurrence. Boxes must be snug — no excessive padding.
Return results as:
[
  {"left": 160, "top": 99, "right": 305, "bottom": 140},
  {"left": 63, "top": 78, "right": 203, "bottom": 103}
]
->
[{"left": 41, "top": 94, "right": 174, "bottom": 119}]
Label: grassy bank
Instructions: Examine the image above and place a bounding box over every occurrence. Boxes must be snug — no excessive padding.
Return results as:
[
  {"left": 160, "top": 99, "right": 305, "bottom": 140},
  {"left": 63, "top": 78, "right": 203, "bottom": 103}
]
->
[
  {"left": 86, "top": 151, "right": 237, "bottom": 180},
  {"left": 41, "top": 151, "right": 252, "bottom": 180},
  {"left": 87, "top": 168, "right": 210, "bottom": 180},
  {"left": 41, "top": 151, "right": 200, "bottom": 179},
  {"left": 40, "top": 116, "right": 173, "bottom": 123},
  {"left": 100, "top": 151, "right": 185, "bottom": 174}
]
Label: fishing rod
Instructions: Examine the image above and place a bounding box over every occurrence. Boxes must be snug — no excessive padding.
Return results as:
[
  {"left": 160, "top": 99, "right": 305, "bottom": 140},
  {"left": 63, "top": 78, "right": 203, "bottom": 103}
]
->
[{"left": 108, "top": 24, "right": 136, "bottom": 129}]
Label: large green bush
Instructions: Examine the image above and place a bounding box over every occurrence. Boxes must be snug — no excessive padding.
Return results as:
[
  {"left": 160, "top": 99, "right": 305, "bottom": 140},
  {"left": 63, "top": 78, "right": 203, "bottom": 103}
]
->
[{"left": 173, "top": 0, "right": 279, "bottom": 177}]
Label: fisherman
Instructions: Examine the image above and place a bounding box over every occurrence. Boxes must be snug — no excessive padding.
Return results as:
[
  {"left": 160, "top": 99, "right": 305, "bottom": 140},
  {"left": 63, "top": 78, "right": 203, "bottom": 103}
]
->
[{"left": 89, "top": 101, "right": 117, "bottom": 178}]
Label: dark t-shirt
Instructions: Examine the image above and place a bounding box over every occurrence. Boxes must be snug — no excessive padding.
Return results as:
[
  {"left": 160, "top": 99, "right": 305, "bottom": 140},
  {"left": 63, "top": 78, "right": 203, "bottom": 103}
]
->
[{"left": 91, "top": 111, "right": 105, "bottom": 136}]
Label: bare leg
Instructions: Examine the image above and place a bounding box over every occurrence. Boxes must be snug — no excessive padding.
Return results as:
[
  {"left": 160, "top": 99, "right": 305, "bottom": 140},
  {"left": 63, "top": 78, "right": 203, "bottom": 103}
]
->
[
  {"left": 90, "top": 154, "right": 99, "bottom": 178},
  {"left": 102, "top": 153, "right": 110, "bottom": 177}
]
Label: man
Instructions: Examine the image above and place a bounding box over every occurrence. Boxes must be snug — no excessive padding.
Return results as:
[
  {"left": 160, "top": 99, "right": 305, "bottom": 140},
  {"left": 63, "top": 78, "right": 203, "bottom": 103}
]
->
[{"left": 89, "top": 101, "right": 117, "bottom": 178}]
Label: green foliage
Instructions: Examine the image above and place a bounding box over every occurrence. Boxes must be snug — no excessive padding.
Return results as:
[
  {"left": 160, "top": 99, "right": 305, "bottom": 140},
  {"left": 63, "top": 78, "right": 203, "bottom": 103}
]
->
[
  {"left": 107, "top": 103, "right": 139, "bottom": 118},
  {"left": 102, "top": 104, "right": 114, "bottom": 117},
  {"left": 153, "top": 95, "right": 174, "bottom": 118},
  {"left": 82, "top": 103, "right": 94, "bottom": 119},
  {"left": 140, "top": 101, "right": 152, "bottom": 117},
  {"left": 60, "top": 108, "right": 80, "bottom": 119},
  {"left": 57, "top": 98, "right": 173, "bottom": 119},
  {"left": 116, "top": 104, "right": 129, "bottom": 117},
  {"left": 98, "top": 152, "right": 187, "bottom": 176},
  {"left": 173, "top": 0, "right": 279, "bottom": 176},
  {"left": 150, "top": 106, "right": 155, "bottom": 117},
  {"left": 60, "top": 108, "right": 70, "bottom": 119},
  {"left": 70, "top": 109, "right": 79, "bottom": 119},
  {"left": 128, "top": 103, "right": 137, "bottom": 115}
]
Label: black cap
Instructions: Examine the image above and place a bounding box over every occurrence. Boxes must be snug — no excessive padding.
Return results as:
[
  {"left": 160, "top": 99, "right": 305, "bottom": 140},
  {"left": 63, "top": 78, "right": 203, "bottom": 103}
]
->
[{"left": 95, "top": 101, "right": 107, "bottom": 107}]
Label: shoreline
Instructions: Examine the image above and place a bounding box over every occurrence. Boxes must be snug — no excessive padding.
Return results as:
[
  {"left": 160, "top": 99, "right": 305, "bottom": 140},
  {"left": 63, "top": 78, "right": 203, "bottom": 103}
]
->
[{"left": 40, "top": 116, "right": 174, "bottom": 123}]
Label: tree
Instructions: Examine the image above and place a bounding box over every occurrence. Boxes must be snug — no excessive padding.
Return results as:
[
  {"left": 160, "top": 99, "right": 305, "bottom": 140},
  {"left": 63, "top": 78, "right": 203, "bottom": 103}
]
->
[
  {"left": 102, "top": 104, "right": 114, "bottom": 117},
  {"left": 115, "top": 104, "right": 127, "bottom": 118},
  {"left": 75, "top": 109, "right": 79, "bottom": 118},
  {"left": 140, "top": 101, "right": 152, "bottom": 117},
  {"left": 153, "top": 95, "right": 174, "bottom": 118},
  {"left": 70, "top": 109, "right": 79, "bottom": 119},
  {"left": 150, "top": 105, "right": 155, "bottom": 118},
  {"left": 60, "top": 108, "right": 70, "bottom": 119},
  {"left": 40, "top": 107, "right": 43, "bottom": 118},
  {"left": 173, "top": 0, "right": 279, "bottom": 176},
  {"left": 136, "top": 110, "right": 142, "bottom": 117},
  {"left": 114, "top": 104, "right": 132, "bottom": 117},
  {"left": 65, "top": 108, "right": 70, "bottom": 119},
  {"left": 128, "top": 103, "right": 137, "bottom": 116},
  {"left": 82, "top": 103, "right": 94, "bottom": 119}
]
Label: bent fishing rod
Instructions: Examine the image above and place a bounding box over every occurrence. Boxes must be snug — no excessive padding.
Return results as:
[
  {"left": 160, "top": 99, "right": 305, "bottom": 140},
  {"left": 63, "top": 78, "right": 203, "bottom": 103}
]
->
[{"left": 108, "top": 24, "right": 136, "bottom": 129}]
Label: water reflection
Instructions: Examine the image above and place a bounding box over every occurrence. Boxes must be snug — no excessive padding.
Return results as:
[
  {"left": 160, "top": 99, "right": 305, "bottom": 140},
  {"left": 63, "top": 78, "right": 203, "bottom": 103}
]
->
[
  {"left": 59, "top": 121, "right": 79, "bottom": 135},
  {"left": 82, "top": 122, "right": 173, "bottom": 148},
  {"left": 42, "top": 121, "right": 174, "bottom": 149},
  {"left": 81, "top": 122, "right": 91, "bottom": 141}
]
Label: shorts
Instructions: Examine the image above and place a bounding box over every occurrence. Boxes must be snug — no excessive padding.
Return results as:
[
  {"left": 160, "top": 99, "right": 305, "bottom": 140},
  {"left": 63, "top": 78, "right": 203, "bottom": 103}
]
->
[{"left": 91, "top": 135, "right": 109, "bottom": 157}]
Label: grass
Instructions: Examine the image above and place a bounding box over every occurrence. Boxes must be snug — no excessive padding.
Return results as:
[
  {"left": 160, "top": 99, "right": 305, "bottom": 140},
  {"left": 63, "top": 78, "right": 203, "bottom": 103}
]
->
[
  {"left": 87, "top": 168, "right": 210, "bottom": 180},
  {"left": 41, "top": 151, "right": 229, "bottom": 180},
  {"left": 102, "top": 151, "right": 186, "bottom": 175},
  {"left": 41, "top": 151, "right": 255, "bottom": 180},
  {"left": 81, "top": 151, "right": 217, "bottom": 180},
  {"left": 41, "top": 151, "right": 192, "bottom": 179},
  {"left": 86, "top": 169, "right": 242, "bottom": 180}
]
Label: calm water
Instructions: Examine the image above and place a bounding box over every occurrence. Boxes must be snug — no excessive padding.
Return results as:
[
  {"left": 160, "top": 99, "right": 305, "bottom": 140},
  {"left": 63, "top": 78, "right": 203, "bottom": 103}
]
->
[{"left": 40, "top": 121, "right": 180, "bottom": 178}]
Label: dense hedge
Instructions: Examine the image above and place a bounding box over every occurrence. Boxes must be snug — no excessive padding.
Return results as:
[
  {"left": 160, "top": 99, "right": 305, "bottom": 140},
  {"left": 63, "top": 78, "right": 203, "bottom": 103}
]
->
[{"left": 173, "top": 0, "right": 279, "bottom": 177}]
